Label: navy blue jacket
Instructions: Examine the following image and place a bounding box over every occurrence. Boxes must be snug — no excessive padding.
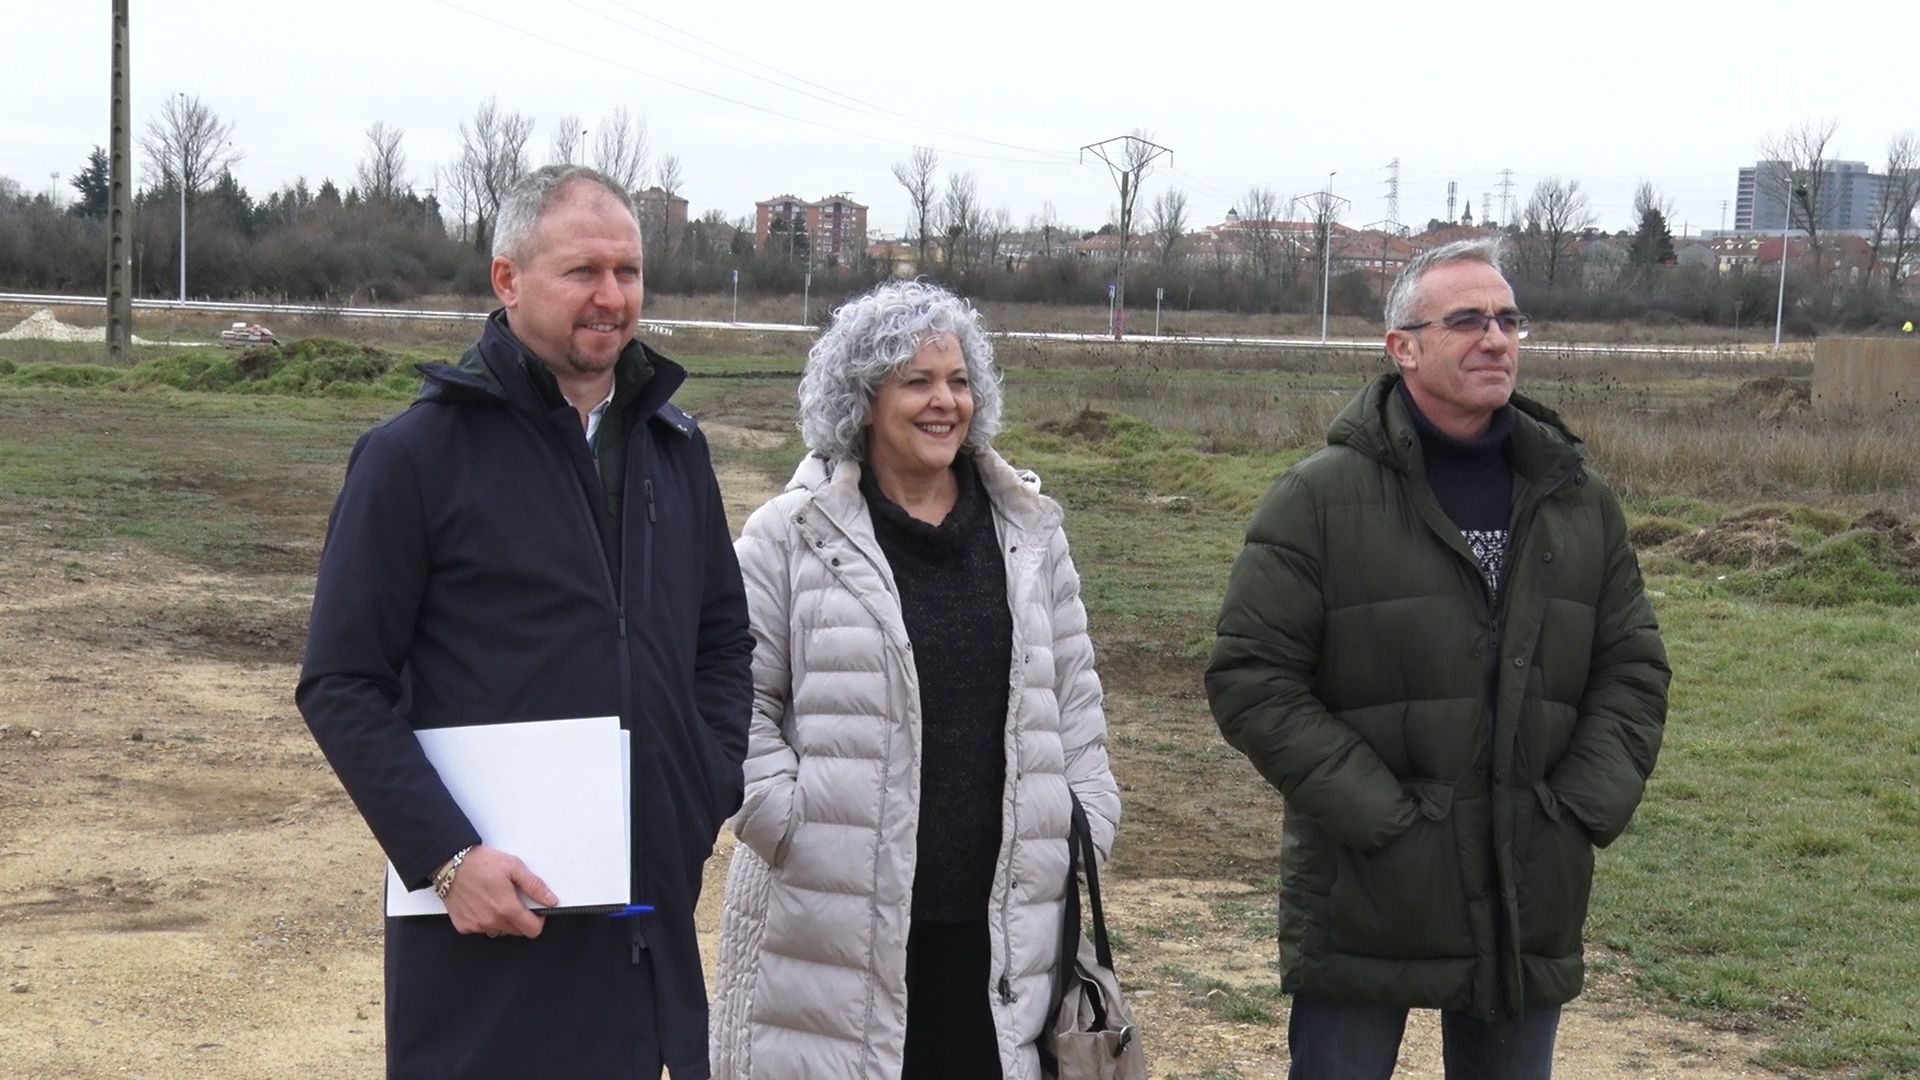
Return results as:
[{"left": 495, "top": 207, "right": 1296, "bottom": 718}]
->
[{"left": 297, "top": 313, "right": 753, "bottom": 1078}]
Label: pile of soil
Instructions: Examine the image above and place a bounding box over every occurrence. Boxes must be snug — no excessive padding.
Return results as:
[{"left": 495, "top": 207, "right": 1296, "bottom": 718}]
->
[
  {"left": 1664, "top": 506, "right": 1803, "bottom": 569},
  {"left": 1726, "top": 376, "right": 1812, "bottom": 421},
  {"left": 1848, "top": 509, "right": 1920, "bottom": 578},
  {"left": 1035, "top": 405, "right": 1118, "bottom": 440}
]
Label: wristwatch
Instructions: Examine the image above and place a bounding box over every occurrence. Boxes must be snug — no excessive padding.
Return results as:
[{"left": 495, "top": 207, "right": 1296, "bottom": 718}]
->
[{"left": 432, "top": 845, "right": 474, "bottom": 900}]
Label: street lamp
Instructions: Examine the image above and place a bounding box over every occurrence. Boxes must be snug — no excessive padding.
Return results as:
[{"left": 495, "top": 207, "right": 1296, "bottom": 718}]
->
[
  {"left": 1772, "top": 180, "right": 1808, "bottom": 353},
  {"left": 178, "top": 94, "right": 187, "bottom": 303}
]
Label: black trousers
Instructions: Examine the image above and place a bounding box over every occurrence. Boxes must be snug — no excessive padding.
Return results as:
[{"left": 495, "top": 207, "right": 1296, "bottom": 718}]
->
[
  {"left": 901, "top": 918, "right": 1003, "bottom": 1080},
  {"left": 1288, "top": 995, "right": 1561, "bottom": 1080}
]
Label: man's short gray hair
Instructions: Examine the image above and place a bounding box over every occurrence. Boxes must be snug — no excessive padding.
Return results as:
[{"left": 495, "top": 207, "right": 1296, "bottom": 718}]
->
[
  {"left": 492, "top": 165, "right": 640, "bottom": 261},
  {"left": 1383, "top": 236, "right": 1509, "bottom": 330},
  {"left": 797, "top": 280, "right": 1004, "bottom": 461}
]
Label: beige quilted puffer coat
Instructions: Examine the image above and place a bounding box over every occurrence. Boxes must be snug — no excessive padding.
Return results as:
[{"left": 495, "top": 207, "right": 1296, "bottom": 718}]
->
[{"left": 710, "top": 449, "right": 1121, "bottom": 1080}]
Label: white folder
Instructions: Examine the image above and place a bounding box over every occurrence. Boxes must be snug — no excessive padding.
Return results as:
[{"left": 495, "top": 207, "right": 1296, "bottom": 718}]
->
[{"left": 385, "top": 715, "right": 631, "bottom": 917}]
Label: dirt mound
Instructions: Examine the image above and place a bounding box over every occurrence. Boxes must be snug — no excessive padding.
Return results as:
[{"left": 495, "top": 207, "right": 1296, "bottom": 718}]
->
[
  {"left": 1664, "top": 508, "right": 1803, "bottom": 569},
  {"left": 233, "top": 338, "right": 394, "bottom": 380},
  {"left": 1629, "top": 516, "right": 1693, "bottom": 548},
  {"left": 1035, "top": 405, "right": 1119, "bottom": 441},
  {"left": 1848, "top": 509, "right": 1920, "bottom": 570},
  {"left": 1726, "top": 376, "right": 1811, "bottom": 421}
]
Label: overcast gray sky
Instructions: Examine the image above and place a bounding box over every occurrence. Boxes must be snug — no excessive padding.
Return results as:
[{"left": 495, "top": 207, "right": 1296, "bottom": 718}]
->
[{"left": 6, "top": 0, "right": 1910, "bottom": 239}]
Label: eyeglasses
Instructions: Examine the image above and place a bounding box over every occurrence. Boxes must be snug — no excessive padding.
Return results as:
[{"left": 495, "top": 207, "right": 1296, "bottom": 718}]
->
[{"left": 1397, "top": 311, "right": 1531, "bottom": 340}]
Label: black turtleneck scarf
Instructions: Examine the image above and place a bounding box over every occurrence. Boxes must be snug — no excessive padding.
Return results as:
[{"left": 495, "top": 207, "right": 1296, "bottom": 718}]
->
[
  {"left": 1397, "top": 380, "right": 1515, "bottom": 601},
  {"left": 859, "top": 455, "right": 1012, "bottom": 923}
]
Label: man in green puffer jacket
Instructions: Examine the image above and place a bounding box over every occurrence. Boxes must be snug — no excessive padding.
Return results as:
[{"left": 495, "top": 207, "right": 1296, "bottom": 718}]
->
[{"left": 1206, "top": 237, "right": 1670, "bottom": 1079}]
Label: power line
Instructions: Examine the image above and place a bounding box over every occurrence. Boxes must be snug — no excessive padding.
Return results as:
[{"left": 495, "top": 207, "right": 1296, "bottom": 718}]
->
[
  {"left": 1168, "top": 165, "right": 1234, "bottom": 204},
  {"left": 431, "top": 0, "right": 1075, "bottom": 167},
  {"left": 584, "top": 0, "right": 1077, "bottom": 161}
]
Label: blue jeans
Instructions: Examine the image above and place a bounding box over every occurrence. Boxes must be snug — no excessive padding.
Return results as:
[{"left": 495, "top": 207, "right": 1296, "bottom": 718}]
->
[{"left": 1288, "top": 996, "right": 1561, "bottom": 1080}]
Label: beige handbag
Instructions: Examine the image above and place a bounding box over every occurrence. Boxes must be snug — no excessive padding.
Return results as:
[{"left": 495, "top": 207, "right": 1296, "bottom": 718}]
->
[{"left": 1039, "top": 796, "right": 1147, "bottom": 1080}]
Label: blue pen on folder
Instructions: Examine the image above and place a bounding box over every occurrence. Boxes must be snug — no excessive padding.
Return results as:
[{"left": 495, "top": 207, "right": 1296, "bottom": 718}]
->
[{"left": 609, "top": 904, "right": 655, "bottom": 918}]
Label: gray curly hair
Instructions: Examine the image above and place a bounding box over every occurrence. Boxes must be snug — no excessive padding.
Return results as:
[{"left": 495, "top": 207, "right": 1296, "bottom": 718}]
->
[{"left": 797, "top": 280, "right": 1003, "bottom": 460}]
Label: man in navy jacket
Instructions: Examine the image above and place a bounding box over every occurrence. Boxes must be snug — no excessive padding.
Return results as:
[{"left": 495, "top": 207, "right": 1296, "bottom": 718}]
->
[{"left": 298, "top": 164, "right": 754, "bottom": 1078}]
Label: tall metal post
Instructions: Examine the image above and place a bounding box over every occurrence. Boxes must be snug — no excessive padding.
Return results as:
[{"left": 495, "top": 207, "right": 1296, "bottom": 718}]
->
[
  {"left": 1321, "top": 172, "right": 1337, "bottom": 342},
  {"left": 1080, "top": 134, "right": 1172, "bottom": 341},
  {"left": 178, "top": 96, "right": 188, "bottom": 304},
  {"left": 106, "top": 0, "right": 133, "bottom": 360},
  {"left": 1772, "top": 173, "right": 1793, "bottom": 352}
]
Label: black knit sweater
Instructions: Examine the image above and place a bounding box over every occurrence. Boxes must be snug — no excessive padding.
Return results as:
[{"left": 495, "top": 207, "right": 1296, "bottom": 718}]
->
[
  {"left": 860, "top": 456, "right": 1012, "bottom": 923},
  {"left": 1398, "top": 381, "right": 1515, "bottom": 600}
]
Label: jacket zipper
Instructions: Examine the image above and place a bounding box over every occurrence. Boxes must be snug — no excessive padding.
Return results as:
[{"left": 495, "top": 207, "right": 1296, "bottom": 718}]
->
[
  {"left": 996, "top": 530, "right": 1031, "bottom": 1006},
  {"left": 1480, "top": 460, "right": 1578, "bottom": 1018}
]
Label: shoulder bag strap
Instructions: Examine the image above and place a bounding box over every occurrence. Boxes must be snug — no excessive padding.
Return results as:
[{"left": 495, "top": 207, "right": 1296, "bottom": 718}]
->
[{"left": 1069, "top": 795, "right": 1114, "bottom": 972}]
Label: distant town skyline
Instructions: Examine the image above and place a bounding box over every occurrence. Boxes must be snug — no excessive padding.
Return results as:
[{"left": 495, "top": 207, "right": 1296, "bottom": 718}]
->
[{"left": 10, "top": 1, "right": 1913, "bottom": 240}]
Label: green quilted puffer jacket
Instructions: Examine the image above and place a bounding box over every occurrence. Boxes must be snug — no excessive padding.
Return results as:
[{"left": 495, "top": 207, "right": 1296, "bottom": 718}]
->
[{"left": 1206, "top": 373, "right": 1669, "bottom": 1019}]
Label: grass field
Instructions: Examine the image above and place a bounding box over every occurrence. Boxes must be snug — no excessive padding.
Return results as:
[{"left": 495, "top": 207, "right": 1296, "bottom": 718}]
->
[{"left": 2, "top": 326, "right": 1915, "bottom": 1076}]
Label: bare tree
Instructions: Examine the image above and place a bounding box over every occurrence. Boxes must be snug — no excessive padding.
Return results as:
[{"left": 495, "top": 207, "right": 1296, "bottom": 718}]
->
[
  {"left": 1868, "top": 132, "right": 1919, "bottom": 285},
  {"left": 1081, "top": 129, "right": 1171, "bottom": 333},
  {"left": 439, "top": 160, "right": 477, "bottom": 244},
  {"left": 891, "top": 146, "right": 939, "bottom": 272},
  {"left": 1631, "top": 180, "right": 1674, "bottom": 226},
  {"left": 655, "top": 154, "right": 683, "bottom": 197},
  {"left": 355, "top": 121, "right": 409, "bottom": 203},
  {"left": 1757, "top": 118, "right": 1839, "bottom": 267},
  {"left": 140, "top": 93, "right": 241, "bottom": 196},
  {"left": 1150, "top": 187, "right": 1190, "bottom": 265},
  {"left": 1236, "top": 186, "right": 1283, "bottom": 286},
  {"left": 985, "top": 207, "right": 1013, "bottom": 271},
  {"left": 549, "top": 115, "right": 586, "bottom": 166},
  {"left": 1300, "top": 187, "right": 1347, "bottom": 305},
  {"left": 939, "top": 170, "right": 983, "bottom": 276},
  {"left": 1034, "top": 201, "right": 1061, "bottom": 259},
  {"left": 1522, "top": 177, "right": 1596, "bottom": 288},
  {"left": 455, "top": 97, "right": 534, "bottom": 248},
  {"left": 592, "top": 107, "right": 649, "bottom": 192},
  {"left": 634, "top": 154, "right": 686, "bottom": 258}
]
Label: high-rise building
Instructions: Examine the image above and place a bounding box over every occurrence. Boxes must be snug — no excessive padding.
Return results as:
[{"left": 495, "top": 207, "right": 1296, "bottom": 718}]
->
[
  {"left": 754, "top": 193, "right": 869, "bottom": 266},
  {"left": 1734, "top": 160, "right": 1884, "bottom": 233}
]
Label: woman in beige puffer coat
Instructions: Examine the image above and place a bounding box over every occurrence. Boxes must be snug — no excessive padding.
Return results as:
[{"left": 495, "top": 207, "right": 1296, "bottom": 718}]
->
[{"left": 710, "top": 281, "right": 1121, "bottom": 1080}]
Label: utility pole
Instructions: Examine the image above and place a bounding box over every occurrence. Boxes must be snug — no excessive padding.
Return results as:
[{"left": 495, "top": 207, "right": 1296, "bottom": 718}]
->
[
  {"left": 1385, "top": 157, "right": 1402, "bottom": 232},
  {"left": 176, "top": 93, "right": 188, "bottom": 303},
  {"left": 1482, "top": 191, "right": 1493, "bottom": 228},
  {"left": 1080, "top": 132, "right": 1171, "bottom": 339},
  {"left": 1447, "top": 181, "right": 1458, "bottom": 225},
  {"left": 1293, "top": 176, "right": 1350, "bottom": 342},
  {"left": 106, "top": 0, "right": 133, "bottom": 360},
  {"left": 1498, "top": 168, "right": 1515, "bottom": 227}
]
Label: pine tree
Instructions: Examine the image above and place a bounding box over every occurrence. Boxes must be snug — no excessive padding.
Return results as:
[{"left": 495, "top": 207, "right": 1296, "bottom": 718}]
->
[
  {"left": 1629, "top": 207, "right": 1676, "bottom": 270},
  {"left": 69, "top": 147, "right": 110, "bottom": 219}
]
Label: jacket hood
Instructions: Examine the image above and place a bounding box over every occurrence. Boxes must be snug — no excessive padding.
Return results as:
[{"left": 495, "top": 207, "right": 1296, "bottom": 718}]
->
[
  {"left": 413, "top": 310, "right": 696, "bottom": 436},
  {"left": 786, "top": 448, "right": 1060, "bottom": 535},
  {"left": 1328, "top": 372, "right": 1585, "bottom": 481}
]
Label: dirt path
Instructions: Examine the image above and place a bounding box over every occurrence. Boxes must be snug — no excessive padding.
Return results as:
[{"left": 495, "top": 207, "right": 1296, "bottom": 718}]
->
[{"left": 0, "top": 418, "right": 1787, "bottom": 1078}]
